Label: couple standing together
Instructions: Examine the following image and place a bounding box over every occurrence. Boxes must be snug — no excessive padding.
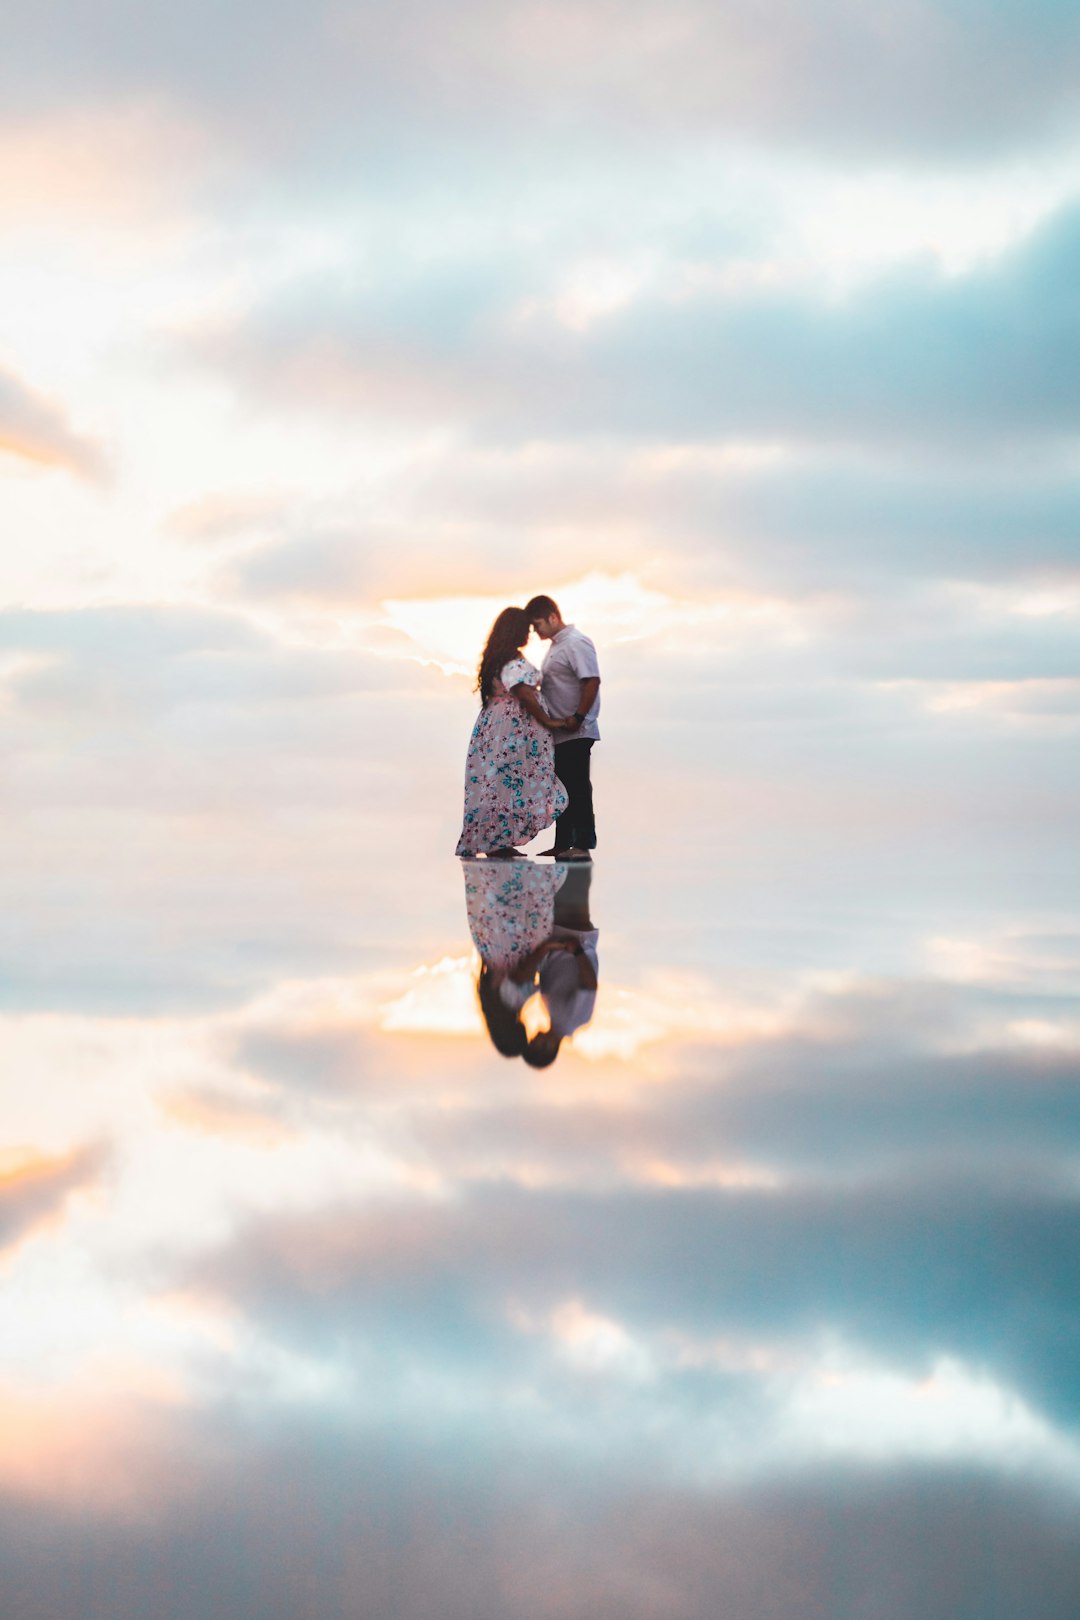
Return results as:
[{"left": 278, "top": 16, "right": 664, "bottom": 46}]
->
[{"left": 455, "top": 595, "right": 601, "bottom": 862}]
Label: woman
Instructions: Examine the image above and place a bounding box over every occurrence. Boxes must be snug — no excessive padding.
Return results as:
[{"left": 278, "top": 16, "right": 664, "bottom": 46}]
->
[{"left": 455, "top": 606, "right": 568, "bottom": 859}]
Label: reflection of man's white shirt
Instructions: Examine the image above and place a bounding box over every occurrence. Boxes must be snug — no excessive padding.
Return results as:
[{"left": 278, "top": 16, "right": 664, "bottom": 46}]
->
[{"left": 538, "top": 925, "right": 599, "bottom": 1038}]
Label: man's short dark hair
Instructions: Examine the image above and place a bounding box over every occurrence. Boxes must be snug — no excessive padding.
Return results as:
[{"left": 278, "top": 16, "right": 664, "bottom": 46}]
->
[{"left": 525, "top": 595, "right": 559, "bottom": 619}]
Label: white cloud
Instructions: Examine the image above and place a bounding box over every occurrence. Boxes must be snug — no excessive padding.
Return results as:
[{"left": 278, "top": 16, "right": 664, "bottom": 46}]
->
[{"left": 0, "top": 364, "right": 105, "bottom": 478}]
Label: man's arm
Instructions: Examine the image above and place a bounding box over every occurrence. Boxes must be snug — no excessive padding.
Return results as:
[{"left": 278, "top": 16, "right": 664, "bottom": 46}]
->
[
  {"left": 571, "top": 675, "right": 600, "bottom": 724},
  {"left": 572, "top": 944, "right": 598, "bottom": 991}
]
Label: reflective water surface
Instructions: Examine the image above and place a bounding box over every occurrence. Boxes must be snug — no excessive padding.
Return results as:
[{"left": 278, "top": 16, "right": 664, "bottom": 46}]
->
[{"left": 4, "top": 834, "right": 1080, "bottom": 1619}]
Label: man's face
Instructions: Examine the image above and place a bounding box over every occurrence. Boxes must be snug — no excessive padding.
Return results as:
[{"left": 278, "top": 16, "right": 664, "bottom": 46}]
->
[{"left": 531, "top": 613, "right": 559, "bottom": 641}]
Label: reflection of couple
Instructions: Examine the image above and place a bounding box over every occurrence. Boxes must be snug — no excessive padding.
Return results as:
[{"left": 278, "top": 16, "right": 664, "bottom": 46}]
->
[
  {"left": 464, "top": 859, "right": 599, "bottom": 1066},
  {"left": 455, "top": 595, "right": 601, "bottom": 861}
]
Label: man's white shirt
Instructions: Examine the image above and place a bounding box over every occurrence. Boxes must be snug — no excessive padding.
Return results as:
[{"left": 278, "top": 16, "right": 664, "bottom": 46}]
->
[{"left": 540, "top": 625, "right": 601, "bottom": 743}]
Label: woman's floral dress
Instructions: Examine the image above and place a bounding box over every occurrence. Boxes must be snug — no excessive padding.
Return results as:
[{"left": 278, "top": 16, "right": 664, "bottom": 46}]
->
[{"left": 455, "top": 657, "right": 568, "bottom": 856}]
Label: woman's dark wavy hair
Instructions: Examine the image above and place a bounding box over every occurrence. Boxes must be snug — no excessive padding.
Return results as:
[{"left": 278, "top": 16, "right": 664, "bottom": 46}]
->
[
  {"left": 477, "top": 606, "right": 531, "bottom": 704},
  {"left": 476, "top": 963, "right": 528, "bottom": 1058}
]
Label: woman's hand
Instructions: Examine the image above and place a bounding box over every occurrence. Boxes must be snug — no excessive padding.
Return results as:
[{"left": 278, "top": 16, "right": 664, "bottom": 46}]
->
[{"left": 512, "top": 684, "right": 564, "bottom": 729}]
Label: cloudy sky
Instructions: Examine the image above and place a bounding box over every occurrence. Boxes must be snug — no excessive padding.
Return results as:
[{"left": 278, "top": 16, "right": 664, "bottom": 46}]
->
[{"left": 3, "top": 2, "right": 1080, "bottom": 1615}]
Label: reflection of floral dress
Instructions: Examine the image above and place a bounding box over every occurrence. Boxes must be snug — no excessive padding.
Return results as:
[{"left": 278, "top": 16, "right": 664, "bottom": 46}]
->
[
  {"left": 455, "top": 658, "right": 568, "bottom": 856},
  {"left": 463, "top": 859, "right": 566, "bottom": 976}
]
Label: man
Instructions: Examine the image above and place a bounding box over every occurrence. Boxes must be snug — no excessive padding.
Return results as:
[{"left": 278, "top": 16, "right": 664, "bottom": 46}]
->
[{"left": 525, "top": 594, "right": 601, "bottom": 861}]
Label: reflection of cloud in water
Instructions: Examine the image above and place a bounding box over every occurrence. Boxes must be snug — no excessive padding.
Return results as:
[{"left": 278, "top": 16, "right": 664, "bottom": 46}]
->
[
  {"left": 2, "top": 856, "right": 1080, "bottom": 1614},
  {"left": 375, "top": 954, "right": 826, "bottom": 1065},
  {"left": 378, "top": 954, "right": 479, "bottom": 1036}
]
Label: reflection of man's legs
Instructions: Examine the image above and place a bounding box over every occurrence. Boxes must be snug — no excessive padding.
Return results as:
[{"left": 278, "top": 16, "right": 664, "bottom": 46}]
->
[
  {"left": 554, "top": 863, "right": 593, "bottom": 931},
  {"left": 553, "top": 740, "right": 596, "bottom": 851}
]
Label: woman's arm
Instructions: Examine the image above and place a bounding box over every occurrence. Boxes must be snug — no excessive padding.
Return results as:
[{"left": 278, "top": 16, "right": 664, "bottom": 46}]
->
[
  {"left": 510, "top": 938, "right": 576, "bottom": 983},
  {"left": 511, "top": 682, "right": 564, "bottom": 729}
]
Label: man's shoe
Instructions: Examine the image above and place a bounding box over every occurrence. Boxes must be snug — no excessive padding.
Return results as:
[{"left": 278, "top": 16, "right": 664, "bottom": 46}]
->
[
  {"left": 535, "top": 846, "right": 570, "bottom": 857},
  {"left": 561, "top": 848, "right": 593, "bottom": 862}
]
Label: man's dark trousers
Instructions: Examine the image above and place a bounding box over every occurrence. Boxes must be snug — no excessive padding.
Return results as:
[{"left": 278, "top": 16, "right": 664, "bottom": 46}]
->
[{"left": 554, "top": 739, "right": 596, "bottom": 850}]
